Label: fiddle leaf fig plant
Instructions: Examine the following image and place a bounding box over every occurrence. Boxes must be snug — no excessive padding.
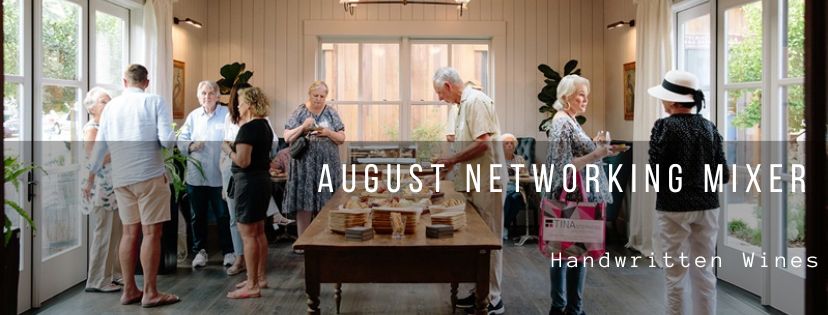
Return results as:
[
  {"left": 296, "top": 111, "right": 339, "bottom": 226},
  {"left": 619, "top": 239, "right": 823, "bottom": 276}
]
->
[
  {"left": 217, "top": 62, "right": 254, "bottom": 96},
  {"left": 537, "top": 59, "right": 586, "bottom": 132}
]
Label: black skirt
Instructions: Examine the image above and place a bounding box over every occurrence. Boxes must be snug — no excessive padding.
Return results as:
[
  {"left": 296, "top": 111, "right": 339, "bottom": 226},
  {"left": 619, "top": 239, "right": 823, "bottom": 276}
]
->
[{"left": 232, "top": 171, "right": 272, "bottom": 224}]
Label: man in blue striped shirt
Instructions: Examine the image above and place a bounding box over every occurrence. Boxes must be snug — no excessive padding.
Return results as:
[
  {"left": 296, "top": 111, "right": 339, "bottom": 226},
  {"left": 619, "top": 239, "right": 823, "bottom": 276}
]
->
[{"left": 83, "top": 64, "right": 180, "bottom": 308}]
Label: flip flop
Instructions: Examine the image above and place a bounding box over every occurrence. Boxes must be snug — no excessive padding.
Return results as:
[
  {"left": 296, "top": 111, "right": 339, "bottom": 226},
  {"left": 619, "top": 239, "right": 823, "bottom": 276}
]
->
[
  {"left": 120, "top": 293, "right": 143, "bottom": 305},
  {"left": 141, "top": 294, "right": 180, "bottom": 308}
]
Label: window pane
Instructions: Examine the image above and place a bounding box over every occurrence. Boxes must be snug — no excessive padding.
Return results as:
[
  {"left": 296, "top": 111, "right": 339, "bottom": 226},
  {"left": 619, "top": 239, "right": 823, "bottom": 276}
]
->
[
  {"left": 4, "top": 82, "right": 23, "bottom": 140},
  {"left": 3, "top": 0, "right": 22, "bottom": 75},
  {"left": 724, "top": 88, "right": 762, "bottom": 251},
  {"left": 42, "top": 0, "right": 81, "bottom": 80},
  {"left": 784, "top": 85, "right": 805, "bottom": 167},
  {"left": 4, "top": 83, "right": 24, "bottom": 230},
  {"left": 95, "top": 11, "right": 126, "bottom": 86},
  {"left": 783, "top": 0, "right": 804, "bottom": 78},
  {"left": 322, "top": 43, "right": 360, "bottom": 101},
  {"left": 363, "top": 44, "right": 399, "bottom": 101},
  {"left": 362, "top": 104, "right": 399, "bottom": 141},
  {"left": 41, "top": 85, "right": 78, "bottom": 145},
  {"left": 410, "top": 44, "right": 448, "bottom": 102},
  {"left": 784, "top": 182, "right": 805, "bottom": 276},
  {"left": 410, "top": 105, "right": 450, "bottom": 141},
  {"left": 332, "top": 104, "right": 358, "bottom": 139},
  {"left": 678, "top": 13, "right": 711, "bottom": 119},
  {"left": 40, "top": 167, "right": 82, "bottom": 258},
  {"left": 452, "top": 44, "right": 489, "bottom": 94},
  {"left": 725, "top": 2, "right": 762, "bottom": 83}
]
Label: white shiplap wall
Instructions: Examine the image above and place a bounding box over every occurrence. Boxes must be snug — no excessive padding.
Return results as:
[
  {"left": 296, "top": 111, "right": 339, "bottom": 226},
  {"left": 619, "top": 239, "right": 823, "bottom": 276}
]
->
[{"left": 194, "top": 0, "right": 607, "bottom": 138}]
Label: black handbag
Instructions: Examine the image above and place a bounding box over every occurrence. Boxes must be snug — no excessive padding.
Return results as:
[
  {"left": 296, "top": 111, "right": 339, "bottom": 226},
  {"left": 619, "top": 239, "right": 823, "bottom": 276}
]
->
[{"left": 290, "top": 134, "right": 309, "bottom": 159}]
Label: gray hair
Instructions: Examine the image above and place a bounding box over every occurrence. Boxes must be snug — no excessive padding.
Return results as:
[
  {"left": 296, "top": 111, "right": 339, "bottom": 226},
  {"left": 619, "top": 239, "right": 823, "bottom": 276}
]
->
[
  {"left": 500, "top": 133, "right": 517, "bottom": 143},
  {"left": 197, "top": 80, "right": 220, "bottom": 96},
  {"left": 84, "top": 87, "right": 111, "bottom": 111},
  {"left": 552, "top": 74, "right": 591, "bottom": 111},
  {"left": 432, "top": 67, "right": 464, "bottom": 87}
]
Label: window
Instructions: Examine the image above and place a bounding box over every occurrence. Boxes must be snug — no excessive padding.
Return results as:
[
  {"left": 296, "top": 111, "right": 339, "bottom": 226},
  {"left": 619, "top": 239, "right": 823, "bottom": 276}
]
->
[
  {"left": 92, "top": 0, "right": 129, "bottom": 89},
  {"left": 3, "top": 0, "right": 27, "bottom": 230},
  {"left": 320, "top": 39, "right": 491, "bottom": 141}
]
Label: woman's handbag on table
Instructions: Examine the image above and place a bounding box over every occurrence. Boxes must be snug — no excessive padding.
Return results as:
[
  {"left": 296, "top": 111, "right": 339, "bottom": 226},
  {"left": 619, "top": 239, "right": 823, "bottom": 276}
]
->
[{"left": 538, "top": 172, "right": 606, "bottom": 261}]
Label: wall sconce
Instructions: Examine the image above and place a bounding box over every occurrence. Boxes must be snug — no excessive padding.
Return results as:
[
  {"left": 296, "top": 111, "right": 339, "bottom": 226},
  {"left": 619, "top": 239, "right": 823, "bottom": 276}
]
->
[
  {"left": 607, "top": 19, "right": 635, "bottom": 30},
  {"left": 173, "top": 17, "right": 203, "bottom": 29}
]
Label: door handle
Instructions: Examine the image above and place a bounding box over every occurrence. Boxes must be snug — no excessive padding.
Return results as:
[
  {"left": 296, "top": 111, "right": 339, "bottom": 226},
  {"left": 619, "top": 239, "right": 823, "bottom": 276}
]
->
[{"left": 27, "top": 171, "right": 36, "bottom": 202}]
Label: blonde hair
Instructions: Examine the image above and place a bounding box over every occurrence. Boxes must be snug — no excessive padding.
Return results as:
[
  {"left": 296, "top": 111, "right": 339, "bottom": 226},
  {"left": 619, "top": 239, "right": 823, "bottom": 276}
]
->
[
  {"left": 308, "top": 80, "right": 329, "bottom": 95},
  {"left": 553, "top": 75, "right": 590, "bottom": 111},
  {"left": 238, "top": 87, "right": 270, "bottom": 117}
]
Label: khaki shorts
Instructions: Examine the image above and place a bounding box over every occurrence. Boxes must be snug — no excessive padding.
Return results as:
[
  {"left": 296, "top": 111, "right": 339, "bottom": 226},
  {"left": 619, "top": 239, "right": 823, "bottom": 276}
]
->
[{"left": 114, "top": 175, "right": 171, "bottom": 225}]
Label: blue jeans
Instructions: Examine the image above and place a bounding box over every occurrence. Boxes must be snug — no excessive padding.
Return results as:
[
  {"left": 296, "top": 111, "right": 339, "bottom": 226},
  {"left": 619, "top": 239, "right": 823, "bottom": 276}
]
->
[
  {"left": 187, "top": 185, "right": 234, "bottom": 255},
  {"left": 550, "top": 262, "right": 587, "bottom": 315}
]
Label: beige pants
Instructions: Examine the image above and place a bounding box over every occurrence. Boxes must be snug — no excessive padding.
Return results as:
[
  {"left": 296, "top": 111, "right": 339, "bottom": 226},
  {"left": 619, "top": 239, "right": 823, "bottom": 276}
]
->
[
  {"left": 656, "top": 209, "right": 719, "bottom": 315},
  {"left": 461, "top": 190, "right": 504, "bottom": 305},
  {"left": 86, "top": 207, "right": 122, "bottom": 289}
]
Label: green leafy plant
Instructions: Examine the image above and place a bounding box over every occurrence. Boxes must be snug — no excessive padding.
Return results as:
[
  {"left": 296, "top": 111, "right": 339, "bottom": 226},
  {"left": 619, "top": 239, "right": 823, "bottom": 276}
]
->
[
  {"left": 216, "top": 62, "right": 254, "bottom": 96},
  {"left": 537, "top": 59, "right": 587, "bottom": 131},
  {"left": 163, "top": 147, "right": 206, "bottom": 201},
  {"left": 4, "top": 156, "right": 44, "bottom": 245}
]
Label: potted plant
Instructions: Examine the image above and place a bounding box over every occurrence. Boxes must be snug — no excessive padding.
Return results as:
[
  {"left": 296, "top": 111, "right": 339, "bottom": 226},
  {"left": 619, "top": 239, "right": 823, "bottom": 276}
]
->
[
  {"left": 537, "top": 59, "right": 586, "bottom": 132},
  {"left": 3, "top": 156, "right": 41, "bottom": 315},
  {"left": 216, "top": 62, "right": 254, "bottom": 103}
]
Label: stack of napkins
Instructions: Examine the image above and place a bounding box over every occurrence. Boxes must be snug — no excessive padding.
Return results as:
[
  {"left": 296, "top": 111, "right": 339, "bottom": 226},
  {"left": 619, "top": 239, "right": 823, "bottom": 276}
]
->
[
  {"left": 430, "top": 211, "right": 467, "bottom": 230},
  {"left": 345, "top": 226, "right": 374, "bottom": 241},
  {"left": 426, "top": 224, "right": 454, "bottom": 239},
  {"left": 329, "top": 209, "right": 369, "bottom": 233}
]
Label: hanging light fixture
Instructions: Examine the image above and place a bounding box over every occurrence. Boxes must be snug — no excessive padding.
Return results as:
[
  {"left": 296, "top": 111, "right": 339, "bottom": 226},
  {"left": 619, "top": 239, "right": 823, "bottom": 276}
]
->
[{"left": 340, "top": 0, "right": 472, "bottom": 17}]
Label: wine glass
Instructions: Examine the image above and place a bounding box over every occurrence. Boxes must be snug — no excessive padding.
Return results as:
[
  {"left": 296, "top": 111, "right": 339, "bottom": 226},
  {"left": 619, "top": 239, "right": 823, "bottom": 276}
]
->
[{"left": 595, "top": 131, "right": 611, "bottom": 166}]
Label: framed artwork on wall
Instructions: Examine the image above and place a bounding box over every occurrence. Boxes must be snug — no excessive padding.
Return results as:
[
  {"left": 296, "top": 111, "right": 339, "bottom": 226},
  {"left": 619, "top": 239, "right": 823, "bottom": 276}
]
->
[
  {"left": 623, "top": 62, "right": 635, "bottom": 121},
  {"left": 173, "top": 60, "right": 185, "bottom": 119}
]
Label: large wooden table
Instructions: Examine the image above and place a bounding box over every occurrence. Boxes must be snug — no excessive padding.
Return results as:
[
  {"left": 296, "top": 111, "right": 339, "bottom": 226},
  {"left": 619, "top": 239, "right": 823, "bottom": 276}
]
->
[{"left": 293, "top": 182, "right": 502, "bottom": 315}]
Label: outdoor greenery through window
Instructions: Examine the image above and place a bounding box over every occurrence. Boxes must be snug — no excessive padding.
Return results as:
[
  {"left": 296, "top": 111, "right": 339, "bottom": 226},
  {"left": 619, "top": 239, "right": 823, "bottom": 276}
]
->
[{"left": 321, "top": 40, "right": 490, "bottom": 141}]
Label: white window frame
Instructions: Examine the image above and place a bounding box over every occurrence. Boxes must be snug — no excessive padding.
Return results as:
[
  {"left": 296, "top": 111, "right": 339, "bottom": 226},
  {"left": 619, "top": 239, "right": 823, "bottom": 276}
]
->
[
  {"left": 305, "top": 20, "right": 506, "bottom": 141},
  {"left": 317, "top": 38, "right": 493, "bottom": 141}
]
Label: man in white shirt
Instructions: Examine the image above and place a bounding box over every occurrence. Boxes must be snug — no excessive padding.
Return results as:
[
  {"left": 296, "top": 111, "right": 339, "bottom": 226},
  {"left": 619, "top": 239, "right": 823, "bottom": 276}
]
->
[
  {"left": 433, "top": 67, "right": 507, "bottom": 314},
  {"left": 83, "top": 64, "right": 180, "bottom": 308},
  {"left": 176, "top": 81, "right": 234, "bottom": 269}
]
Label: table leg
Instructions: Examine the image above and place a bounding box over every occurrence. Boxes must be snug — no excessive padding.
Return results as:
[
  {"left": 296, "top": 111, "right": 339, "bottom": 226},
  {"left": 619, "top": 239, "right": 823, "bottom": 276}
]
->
[
  {"left": 450, "top": 282, "right": 458, "bottom": 310},
  {"left": 305, "top": 253, "right": 321, "bottom": 315},
  {"left": 475, "top": 250, "right": 491, "bottom": 315},
  {"left": 335, "top": 283, "right": 342, "bottom": 314}
]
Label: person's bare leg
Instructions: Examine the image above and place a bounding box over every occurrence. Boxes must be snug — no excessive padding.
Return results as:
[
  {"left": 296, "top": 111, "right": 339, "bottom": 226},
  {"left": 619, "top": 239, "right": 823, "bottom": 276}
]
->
[
  {"left": 140, "top": 223, "right": 177, "bottom": 305},
  {"left": 257, "top": 222, "right": 267, "bottom": 285},
  {"left": 296, "top": 211, "right": 313, "bottom": 236},
  {"left": 120, "top": 223, "right": 142, "bottom": 304},
  {"left": 229, "top": 222, "right": 261, "bottom": 298}
]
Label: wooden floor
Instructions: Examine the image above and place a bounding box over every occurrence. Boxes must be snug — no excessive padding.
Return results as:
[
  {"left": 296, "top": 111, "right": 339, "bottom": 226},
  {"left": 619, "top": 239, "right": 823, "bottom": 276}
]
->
[{"left": 29, "top": 238, "right": 784, "bottom": 315}]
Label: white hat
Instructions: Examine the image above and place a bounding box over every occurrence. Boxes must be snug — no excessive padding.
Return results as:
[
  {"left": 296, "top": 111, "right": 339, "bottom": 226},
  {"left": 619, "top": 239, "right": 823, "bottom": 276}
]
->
[{"left": 647, "top": 70, "right": 700, "bottom": 103}]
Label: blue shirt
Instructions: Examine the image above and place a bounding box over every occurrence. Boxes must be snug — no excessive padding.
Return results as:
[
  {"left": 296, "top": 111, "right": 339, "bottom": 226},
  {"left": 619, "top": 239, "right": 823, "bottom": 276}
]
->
[
  {"left": 176, "top": 104, "right": 228, "bottom": 187},
  {"left": 89, "top": 87, "right": 175, "bottom": 188}
]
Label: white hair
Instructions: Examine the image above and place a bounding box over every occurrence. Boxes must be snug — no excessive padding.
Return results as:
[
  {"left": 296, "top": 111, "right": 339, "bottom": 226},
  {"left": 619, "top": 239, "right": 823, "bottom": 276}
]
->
[
  {"left": 83, "top": 87, "right": 111, "bottom": 111},
  {"left": 197, "top": 80, "right": 220, "bottom": 96},
  {"left": 500, "top": 133, "right": 517, "bottom": 143},
  {"left": 552, "top": 74, "right": 591, "bottom": 111},
  {"left": 432, "top": 67, "right": 464, "bottom": 87}
]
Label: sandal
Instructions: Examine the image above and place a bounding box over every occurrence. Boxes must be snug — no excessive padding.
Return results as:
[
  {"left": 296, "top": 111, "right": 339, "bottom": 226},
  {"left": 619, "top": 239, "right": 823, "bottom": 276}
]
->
[
  {"left": 227, "top": 287, "right": 261, "bottom": 299},
  {"left": 235, "top": 279, "right": 268, "bottom": 289},
  {"left": 226, "top": 263, "right": 246, "bottom": 276},
  {"left": 141, "top": 293, "right": 181, "bottom": 308}
]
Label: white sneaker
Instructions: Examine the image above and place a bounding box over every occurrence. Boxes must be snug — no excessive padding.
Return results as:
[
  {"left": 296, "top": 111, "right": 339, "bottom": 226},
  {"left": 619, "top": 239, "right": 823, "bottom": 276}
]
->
[
  {"left": 272, "top": 223, "right": 280, "bottom": 232},
  {"left": 223, "top": 253, "right": 235, "bottom": 267},
  {"left": 192, "top": 249, "right": 208, "bottom": 268}
]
